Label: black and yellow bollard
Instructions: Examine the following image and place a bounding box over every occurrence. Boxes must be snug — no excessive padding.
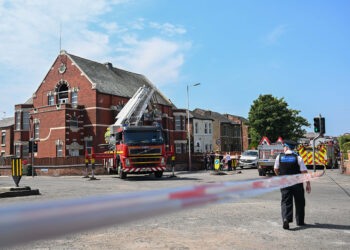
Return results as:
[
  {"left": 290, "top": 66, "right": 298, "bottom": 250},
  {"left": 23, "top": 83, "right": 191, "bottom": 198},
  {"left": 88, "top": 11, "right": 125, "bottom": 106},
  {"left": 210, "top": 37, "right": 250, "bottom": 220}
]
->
[
  {"left": 83, "top": 159, "right": 89, "bottom": 178},
  {"left": 83, "top": 149, "right": 90, "bottom": 178},
  {"left": 12, "top": 158, "right": 22, "bottom": 187},
  {"left": 90, "top": 158, "right": 97, "bottom": 180},
  {"left": 169, "top": 155, "right": 177, "bottom": 178}
]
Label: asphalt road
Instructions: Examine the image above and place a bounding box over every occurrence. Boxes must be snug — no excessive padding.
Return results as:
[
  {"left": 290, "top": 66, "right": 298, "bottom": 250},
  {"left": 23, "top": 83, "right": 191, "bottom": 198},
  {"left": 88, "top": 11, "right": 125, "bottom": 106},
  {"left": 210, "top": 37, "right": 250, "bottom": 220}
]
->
[{"left": 1, "top": 168, "right": 349, "bottom": 250}]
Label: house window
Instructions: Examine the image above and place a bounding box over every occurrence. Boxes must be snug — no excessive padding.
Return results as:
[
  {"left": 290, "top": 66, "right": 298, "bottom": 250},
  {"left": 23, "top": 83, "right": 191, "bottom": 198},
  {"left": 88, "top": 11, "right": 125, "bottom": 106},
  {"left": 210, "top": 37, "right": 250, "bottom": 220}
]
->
[
  {"left": 182, "top": 116, "right": 186, "bottom": 130},
  {"left": 223, "top": 126, "right": 227, "bottom": 136},
  {"left": 22, "top": 143, "right": 29, "bottom": 158},
  {"left": 57, "top": 144, "right": 63, "bottom": 157},
  {"left": 234, "top": 127, "right": 240, "bottom": 137},
  {"left": 205, "top": 144, "right": 208, "bottom": 151},
  {"left": 1, "top": 131, "right": 5, "bottom": 145},
  {"left": 175, "top": 143, "right": 182, "bottom": 154},
  {"left": 71, "top": 92, "right": 78, "bottom": 104},
  {"left": 48, "top": 95, "right": 54, "bottom": 105},
  {"left": 209, "top": 123, "right": 212, "bottom": 134},
  {"left": 195, "top": 122, "right": 198, "bottom": 134},
  {"left": 57, "top": 83, "right": 69, "bottom": 104},
  {"left": 70, "top": 116, "right": 78, "bottom": 128},
  {"left": 15, "top": 145, "right": 20, "bottom": 157},
  {"left": 204, "top": 123, "right": 208, "bottom": 134},
  {"left": 69, "top": 149, "right": 79, "bottom": 156},
  {"left": 85, "top": 140, "right": 92, "bottom": 154},
  {"left": 0, "top": 152, "right": 4, "bottom": 157},
  {"left": 23, "top": 112, "right": 30, "bottom": 130},
  {"left": 16, "top": 112, "right": 21, "bottom": 130},
  {"left": 175, "top": 116, "right": 181, "bottom": 131},
  {"left": 34, "top": 124, "right": 40, "bottom": 140}
]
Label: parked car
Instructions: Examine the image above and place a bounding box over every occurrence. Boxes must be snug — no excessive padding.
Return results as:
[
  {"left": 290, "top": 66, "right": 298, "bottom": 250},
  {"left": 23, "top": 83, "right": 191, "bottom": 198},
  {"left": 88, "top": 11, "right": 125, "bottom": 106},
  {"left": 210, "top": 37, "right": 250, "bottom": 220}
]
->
[{"left": 239, "top": 150, "right": 258, "bottom": 168}]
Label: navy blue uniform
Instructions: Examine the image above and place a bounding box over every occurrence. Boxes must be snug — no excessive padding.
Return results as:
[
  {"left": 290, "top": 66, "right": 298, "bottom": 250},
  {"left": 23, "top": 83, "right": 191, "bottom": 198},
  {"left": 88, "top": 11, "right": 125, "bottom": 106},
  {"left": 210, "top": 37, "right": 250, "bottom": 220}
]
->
[{"left": 278, "top": 153, "right": 305, "bottom": 225}]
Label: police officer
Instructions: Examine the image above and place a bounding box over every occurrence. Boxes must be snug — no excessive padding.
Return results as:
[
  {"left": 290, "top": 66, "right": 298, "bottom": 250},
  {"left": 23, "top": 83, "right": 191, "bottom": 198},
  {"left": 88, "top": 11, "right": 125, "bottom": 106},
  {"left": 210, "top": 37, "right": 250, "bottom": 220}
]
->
[{"left": 274, "top": 139, "right": 311, "bottom": 230}]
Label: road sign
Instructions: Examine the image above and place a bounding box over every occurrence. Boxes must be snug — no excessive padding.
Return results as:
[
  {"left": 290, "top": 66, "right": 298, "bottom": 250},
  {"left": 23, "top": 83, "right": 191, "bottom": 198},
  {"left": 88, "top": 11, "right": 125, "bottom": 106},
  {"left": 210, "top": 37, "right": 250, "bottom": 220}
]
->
[
  {"left": 12, "top": 158, "right": 22, "bottom": 187},
  {"left": 214, "top": 159, "right": 220, "bottom": 170},
  {"left": 216, "top": 139, "right": 221, "bottom": 146}
]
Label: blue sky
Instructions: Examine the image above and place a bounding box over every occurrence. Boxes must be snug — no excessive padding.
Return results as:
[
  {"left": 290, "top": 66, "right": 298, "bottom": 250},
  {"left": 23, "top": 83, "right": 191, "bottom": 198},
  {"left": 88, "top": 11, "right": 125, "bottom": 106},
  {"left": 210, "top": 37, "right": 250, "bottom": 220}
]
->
[{"left": 0, "top": 0, "right": 349, "bottom": 136}]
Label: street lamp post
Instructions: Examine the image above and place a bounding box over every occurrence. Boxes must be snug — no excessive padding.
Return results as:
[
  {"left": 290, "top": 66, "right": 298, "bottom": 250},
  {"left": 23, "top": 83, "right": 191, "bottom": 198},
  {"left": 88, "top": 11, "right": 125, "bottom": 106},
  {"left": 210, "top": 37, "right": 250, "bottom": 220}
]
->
[{"left": 187, "top": 83, "right": 200, "bottom": 171}]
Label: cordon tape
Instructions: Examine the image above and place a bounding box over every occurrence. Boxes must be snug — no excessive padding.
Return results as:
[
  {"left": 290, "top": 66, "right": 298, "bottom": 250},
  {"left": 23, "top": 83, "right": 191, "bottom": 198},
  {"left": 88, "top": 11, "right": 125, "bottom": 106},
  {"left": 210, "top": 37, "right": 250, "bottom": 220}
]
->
[{"left": 0, "top": 170, "right": 324, "bottom": 247}]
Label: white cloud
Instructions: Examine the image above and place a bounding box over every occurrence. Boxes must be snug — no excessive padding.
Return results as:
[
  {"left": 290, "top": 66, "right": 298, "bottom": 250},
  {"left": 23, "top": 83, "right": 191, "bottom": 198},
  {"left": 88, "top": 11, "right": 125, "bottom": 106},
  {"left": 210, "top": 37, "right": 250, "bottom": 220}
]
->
[
  {"left": 150, "top": 22, "right": 186, "bottom": 36},
  {"left": 100, "top": 22, "right": 128, "bottom": 34},
  {"left": 0, "top": 0, "right": 190, "bottom": 116},
  {"left": 113, "top": 36, "right": 191, "bottom": 85},
  {"left": 264, "top": 24, "right": 286, "bottom": 45},
  {"left": 131, "top": 18, "right": 146, "bottom": 30}
]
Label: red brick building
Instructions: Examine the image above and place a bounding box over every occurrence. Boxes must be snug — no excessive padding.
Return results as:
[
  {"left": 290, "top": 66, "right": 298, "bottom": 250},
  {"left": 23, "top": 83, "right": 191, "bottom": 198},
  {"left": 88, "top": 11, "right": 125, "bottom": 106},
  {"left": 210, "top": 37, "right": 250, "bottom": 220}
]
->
[
  {"left": 13, "top": 50, "right": 186, "bottom": 160},
  {"left": 224, "top": 114, "right": 250, "bottom": 151}
]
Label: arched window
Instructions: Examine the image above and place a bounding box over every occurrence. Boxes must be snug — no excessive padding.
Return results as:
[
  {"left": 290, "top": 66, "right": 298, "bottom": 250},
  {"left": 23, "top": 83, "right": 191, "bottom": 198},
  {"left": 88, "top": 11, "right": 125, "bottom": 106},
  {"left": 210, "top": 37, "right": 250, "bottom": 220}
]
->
[{"left": 57, "top": 83, "right": 69, "bottom": 104}]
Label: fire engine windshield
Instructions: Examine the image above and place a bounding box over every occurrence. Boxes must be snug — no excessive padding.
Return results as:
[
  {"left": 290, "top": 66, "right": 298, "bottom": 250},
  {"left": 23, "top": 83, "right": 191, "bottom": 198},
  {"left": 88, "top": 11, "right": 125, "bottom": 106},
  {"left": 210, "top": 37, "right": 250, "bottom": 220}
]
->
[{"left": 123, "top": 130, "right": 164, "bottom": 145}]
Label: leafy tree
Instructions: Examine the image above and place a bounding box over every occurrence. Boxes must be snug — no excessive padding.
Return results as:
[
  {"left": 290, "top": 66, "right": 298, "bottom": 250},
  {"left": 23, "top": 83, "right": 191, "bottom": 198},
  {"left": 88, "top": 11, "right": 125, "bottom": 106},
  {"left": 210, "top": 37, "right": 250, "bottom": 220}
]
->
[
  {"left": 248, "top": 94, "right": 310, "bottom": 147},
  {"left": 338, "top": 134, "right": 350, "bottom": 160}
]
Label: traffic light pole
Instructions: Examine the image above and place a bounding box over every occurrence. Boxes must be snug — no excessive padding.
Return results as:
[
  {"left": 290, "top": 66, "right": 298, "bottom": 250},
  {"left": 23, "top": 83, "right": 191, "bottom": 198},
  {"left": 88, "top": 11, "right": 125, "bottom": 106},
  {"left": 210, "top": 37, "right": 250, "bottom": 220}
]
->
[
  {"left": 31, "top": 139, "right": 34, "bottom": 177},
  {"left": 312, "top": 114, "right": 322, "bottom": 172}
]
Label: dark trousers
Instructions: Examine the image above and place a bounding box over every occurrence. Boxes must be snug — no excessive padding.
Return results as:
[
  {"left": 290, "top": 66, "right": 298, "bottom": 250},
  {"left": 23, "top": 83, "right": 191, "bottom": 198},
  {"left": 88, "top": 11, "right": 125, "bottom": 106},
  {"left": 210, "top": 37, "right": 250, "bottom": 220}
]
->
[{"left": 280, "top": 183, "right": 305, "bottom": 224}]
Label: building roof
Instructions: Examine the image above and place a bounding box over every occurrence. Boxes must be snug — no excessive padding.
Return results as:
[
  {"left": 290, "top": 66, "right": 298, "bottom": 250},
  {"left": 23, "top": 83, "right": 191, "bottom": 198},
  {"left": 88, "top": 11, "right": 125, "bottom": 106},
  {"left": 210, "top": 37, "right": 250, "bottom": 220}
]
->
[
  {"left": 24, "top": 97, "right": 33, "bottom": 104},
  {"left": 0, "top": 117, "right": 14, "bottom": 128},
  {"left": 67, "top": 52, "right": 173, "bottom": 106},
  {"left": 223, "top": 114, "right": 248, "bottom": 123},
  {"left": 193, "top": 109, "right": 238, "bottom": 124},
  {"left": 189, "top": 111, "right": 214, "bottom": 121}
]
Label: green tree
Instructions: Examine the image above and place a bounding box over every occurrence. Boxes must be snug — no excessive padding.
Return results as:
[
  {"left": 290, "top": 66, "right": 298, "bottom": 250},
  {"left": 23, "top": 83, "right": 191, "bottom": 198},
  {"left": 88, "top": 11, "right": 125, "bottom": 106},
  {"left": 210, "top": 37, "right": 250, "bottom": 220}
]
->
[
  {"left": 248, "top": 94, "right": 310, "bottom": 148},
  {"left": 338, "top": 134, "right": 350, "bottom": 160}
]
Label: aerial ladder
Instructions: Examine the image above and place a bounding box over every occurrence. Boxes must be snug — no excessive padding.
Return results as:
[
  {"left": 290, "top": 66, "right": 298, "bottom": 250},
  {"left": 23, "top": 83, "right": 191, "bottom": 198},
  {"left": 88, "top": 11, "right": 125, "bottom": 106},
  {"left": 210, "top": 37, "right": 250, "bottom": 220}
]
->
[{"left": 88, "top": 85, "right": 172, "bottom": 179}]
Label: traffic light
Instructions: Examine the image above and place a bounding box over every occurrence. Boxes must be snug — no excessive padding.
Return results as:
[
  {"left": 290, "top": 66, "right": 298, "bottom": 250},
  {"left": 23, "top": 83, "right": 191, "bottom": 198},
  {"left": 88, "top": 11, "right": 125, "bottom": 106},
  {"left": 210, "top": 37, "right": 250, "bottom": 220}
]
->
[
  {"left": 313, "top": 118, "right": 320, "bottom": 133},
  {"left": 33, "top": 141, "right": 38, "bottom": 153},
  {"left": 320, "top": 117, "right": 325, "bottom": 134},
  {"left": 313, "top": 117, "right": 326, "bottom": 134},
  {"left": 28, "top": 140, "right": 38, "bottom": 153}
]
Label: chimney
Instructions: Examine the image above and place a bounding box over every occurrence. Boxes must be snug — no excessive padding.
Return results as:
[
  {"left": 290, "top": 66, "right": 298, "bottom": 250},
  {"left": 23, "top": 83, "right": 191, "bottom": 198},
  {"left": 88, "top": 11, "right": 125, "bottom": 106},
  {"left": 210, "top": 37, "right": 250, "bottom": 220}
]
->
[{"left": 104, "top": 62, "right": 113, "bottom": 70}]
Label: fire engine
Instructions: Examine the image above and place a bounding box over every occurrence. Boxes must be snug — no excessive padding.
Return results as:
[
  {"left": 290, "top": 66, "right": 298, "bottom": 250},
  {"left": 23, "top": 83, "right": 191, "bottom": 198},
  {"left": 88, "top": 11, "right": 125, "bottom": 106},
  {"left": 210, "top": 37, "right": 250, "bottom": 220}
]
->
[
  {"left": 257, "top": 136, "right": 338, "bottom": 176},
  {"left": 298, "top": 141, "right": 338, "bottom": 169},
  {"left": 87, "top": 85, "right": 170, "bottom": 179}
]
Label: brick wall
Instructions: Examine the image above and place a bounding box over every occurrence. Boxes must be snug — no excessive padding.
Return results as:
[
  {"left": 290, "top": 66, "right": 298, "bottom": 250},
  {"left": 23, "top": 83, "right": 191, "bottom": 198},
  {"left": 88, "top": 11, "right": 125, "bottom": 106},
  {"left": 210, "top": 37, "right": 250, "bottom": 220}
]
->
[{"left": 9, "top": 52, "right": 186, "bottom": 164}]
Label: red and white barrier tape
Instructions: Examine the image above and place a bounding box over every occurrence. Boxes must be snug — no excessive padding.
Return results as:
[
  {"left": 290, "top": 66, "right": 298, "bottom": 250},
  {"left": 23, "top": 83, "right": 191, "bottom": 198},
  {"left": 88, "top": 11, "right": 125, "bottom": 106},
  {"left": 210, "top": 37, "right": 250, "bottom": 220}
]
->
[{"left": 0, "top": 171, "right": 324, "bottom": 247}]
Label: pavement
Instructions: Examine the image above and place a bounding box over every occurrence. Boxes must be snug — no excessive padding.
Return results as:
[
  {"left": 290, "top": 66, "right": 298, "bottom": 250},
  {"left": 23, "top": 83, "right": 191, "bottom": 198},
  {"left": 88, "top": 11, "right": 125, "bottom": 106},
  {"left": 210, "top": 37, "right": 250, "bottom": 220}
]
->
[{"left": 0, "top": 168, "right": 349, "bottom": 250}]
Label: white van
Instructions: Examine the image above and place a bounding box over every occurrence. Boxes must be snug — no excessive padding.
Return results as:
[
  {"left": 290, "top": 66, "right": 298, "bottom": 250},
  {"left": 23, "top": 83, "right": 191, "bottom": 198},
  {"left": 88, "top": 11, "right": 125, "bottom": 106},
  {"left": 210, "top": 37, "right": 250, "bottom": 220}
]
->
[{"left": 239, "top": 150, "right": 258, "bottom": 168}]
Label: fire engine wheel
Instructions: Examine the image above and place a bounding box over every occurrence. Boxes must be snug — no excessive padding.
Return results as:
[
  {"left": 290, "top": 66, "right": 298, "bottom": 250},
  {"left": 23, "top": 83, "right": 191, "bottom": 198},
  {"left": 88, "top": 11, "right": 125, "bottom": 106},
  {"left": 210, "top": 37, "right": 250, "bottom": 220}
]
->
[
  {"left": 118, "top": 163, "right": 127, "bottom": 179},
  {"left": 154, "top": 171, "right": 163, "bottom": 178}
]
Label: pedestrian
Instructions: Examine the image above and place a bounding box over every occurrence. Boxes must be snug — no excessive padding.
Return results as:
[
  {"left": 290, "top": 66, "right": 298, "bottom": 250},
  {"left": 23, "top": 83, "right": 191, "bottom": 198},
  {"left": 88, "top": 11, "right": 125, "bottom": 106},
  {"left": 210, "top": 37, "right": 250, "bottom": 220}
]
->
[
  {"left": 210, "top": 151, "right": 215, "bottom": 170},
  {"left": 274, "top": 139, "right": 311, "bottom": 230},
  {"left": 226, "top": 152, "right": 232, "bottom": 171},
  {"left": 203, "top": 152, "right": 208, "bottom": 170}
]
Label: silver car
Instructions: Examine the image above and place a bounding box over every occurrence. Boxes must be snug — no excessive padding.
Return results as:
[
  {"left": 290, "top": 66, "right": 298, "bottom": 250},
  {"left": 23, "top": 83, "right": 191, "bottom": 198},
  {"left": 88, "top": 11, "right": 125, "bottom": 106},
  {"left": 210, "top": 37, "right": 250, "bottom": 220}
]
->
[{"left": 239, "top": 150, "right": 258, "bottom": 168}]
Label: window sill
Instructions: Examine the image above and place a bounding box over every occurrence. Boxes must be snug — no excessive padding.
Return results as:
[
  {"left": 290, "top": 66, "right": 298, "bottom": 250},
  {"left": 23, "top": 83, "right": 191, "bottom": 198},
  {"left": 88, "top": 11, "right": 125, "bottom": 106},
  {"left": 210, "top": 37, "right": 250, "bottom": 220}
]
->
[{"left": 1, "top": 144, "right": 5, "bottom": 147}]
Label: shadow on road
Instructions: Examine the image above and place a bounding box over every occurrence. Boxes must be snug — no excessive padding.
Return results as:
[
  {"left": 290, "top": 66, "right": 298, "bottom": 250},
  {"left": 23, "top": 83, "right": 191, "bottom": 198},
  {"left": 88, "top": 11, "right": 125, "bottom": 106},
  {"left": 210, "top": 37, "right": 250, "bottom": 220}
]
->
[
  {"left": 110, "top": 175, "right": 201, "bottom": 181},
  {"left": 291, "top": 223, "right": 350, "bottom": 231}
]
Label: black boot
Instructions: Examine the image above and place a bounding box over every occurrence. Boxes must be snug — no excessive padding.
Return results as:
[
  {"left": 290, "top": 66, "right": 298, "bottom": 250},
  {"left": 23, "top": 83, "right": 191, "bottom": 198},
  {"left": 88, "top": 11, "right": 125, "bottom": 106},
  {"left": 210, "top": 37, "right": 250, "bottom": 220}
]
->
[{"left": 283, "top": 220, "right": 289, "bottom": 230}]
